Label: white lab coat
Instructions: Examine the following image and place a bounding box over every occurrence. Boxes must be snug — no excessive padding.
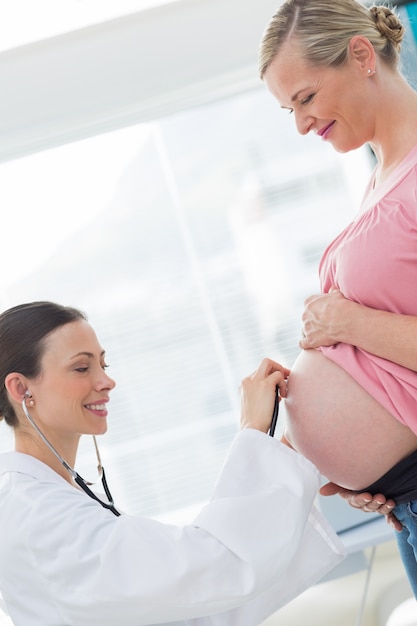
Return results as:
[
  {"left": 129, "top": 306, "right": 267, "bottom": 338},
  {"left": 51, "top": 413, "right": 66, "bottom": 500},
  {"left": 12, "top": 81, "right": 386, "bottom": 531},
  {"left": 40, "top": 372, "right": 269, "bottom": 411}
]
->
[{"left": 0, "top": 429, "right": 345, "bottom": 626}]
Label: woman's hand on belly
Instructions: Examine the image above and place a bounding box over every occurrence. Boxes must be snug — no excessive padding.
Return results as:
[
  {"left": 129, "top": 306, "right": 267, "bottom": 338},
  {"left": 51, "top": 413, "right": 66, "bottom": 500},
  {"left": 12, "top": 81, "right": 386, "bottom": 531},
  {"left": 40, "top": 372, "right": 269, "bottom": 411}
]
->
[
  {"left": 320, "top": 481, "right": 402, "bottom": 532},
  {"left": 300, "top": 288, "right": 417, "bottom": 372},
  {"left": 300, "top": 288, "right": 353, "bottom": 349}
]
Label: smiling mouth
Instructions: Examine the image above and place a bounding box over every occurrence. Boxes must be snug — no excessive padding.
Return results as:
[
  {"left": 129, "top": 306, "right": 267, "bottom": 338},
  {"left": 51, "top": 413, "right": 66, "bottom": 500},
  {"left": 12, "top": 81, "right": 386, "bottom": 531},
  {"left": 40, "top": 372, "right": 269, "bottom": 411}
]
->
[
  {"left": 318, "top": 121, "right": 335, "bottom": 137},
  {"left": 85, "top": 403, "right": 107, "bottom": 411}
]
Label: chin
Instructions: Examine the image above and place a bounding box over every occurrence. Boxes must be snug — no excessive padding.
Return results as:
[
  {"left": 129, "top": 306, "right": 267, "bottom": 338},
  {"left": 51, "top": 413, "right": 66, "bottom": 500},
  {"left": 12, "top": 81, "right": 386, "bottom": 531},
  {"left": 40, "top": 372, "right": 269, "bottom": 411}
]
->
[
  {"left": 333, "top": 137, "right": 366, "bottom": 153},
  {"left": 88, "top": 422, "right": 108, "bottom": 436},
  {"left": 332, "top": 143, "right": 355, "bottom": 154}
]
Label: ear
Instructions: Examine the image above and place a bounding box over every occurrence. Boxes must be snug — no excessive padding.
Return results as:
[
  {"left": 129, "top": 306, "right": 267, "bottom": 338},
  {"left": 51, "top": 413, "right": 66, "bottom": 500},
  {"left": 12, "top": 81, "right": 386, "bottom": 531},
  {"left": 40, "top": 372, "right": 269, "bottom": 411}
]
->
[
  {"left": 349, "top": 35, "right": 376, "bottom": 73},
  {"left": 5, "top": 373, "right": 30, "bottom": 405}
]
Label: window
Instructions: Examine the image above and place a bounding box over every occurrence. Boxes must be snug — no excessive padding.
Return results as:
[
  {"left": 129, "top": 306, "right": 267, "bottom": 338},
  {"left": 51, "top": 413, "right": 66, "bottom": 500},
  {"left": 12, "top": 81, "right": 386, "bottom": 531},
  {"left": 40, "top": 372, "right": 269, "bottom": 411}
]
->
[{"left": 0, "top": 85, "right": 372, "bottom": 521}]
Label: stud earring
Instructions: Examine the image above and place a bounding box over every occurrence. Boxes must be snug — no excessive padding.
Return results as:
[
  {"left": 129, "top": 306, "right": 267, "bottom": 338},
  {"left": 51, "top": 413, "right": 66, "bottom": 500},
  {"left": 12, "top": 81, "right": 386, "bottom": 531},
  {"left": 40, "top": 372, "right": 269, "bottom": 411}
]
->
[
  {"left": 29, "top": 399, "right": 35, "bottom": 407},
  {"left": 367, "top": 68, "right": 376, "bottom": 75}
]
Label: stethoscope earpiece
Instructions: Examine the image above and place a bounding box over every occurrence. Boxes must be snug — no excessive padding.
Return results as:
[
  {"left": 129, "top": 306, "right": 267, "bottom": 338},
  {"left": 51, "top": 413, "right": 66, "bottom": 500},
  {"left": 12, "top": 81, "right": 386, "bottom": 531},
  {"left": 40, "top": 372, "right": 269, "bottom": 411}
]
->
[{"left": 23, "top": 391, "right": 34, "bottom": 406}]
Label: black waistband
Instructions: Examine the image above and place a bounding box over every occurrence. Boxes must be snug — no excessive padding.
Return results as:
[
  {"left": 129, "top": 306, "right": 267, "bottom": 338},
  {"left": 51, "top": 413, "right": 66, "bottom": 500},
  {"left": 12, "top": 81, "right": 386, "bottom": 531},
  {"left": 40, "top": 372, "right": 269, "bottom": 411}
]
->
[{"left": 358, "top": 448, "right": 417, "bottom": 505}]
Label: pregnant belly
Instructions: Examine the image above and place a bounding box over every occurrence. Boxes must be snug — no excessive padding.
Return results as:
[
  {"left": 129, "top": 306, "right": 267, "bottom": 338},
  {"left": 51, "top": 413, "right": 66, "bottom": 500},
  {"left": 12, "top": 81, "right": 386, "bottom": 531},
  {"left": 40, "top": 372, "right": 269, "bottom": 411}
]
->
[{"left": 284, "top": 349, "right": 417, "bottom": 490}]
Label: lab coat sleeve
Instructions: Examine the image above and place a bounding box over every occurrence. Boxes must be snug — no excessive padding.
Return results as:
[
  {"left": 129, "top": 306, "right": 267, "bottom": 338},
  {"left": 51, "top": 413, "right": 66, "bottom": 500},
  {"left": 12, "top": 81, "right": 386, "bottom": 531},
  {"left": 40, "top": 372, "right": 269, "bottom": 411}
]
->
[
  {"left": 21, "top": 429, "right": 344, "bottom": 626},
  {"left": 186, "top": 430, "right": 345, "bottom": 626}
]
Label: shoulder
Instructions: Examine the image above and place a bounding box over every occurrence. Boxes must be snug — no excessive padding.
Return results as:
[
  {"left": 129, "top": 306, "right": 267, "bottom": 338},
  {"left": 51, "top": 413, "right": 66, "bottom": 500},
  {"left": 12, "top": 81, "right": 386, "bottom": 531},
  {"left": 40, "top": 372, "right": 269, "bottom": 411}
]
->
[
  {"left": 368, "top": 145, "right": 417, "bottom": 219},
  {"left": 0, "top": 452, "right": 115, "bottom": 538},
  {"left": 394, "top": 145, "right": 417, "bottom": 188}
]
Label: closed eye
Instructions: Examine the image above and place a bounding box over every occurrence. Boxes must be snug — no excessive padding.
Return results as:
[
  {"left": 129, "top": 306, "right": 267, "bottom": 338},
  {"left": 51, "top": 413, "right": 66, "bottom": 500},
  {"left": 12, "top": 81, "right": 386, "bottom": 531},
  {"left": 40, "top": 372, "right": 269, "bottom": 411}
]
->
[
  {"left": 74, "top": 363, "right": 109, "bottom": 373},
  {"left": 300, "top": 93, "right": 315, "bottom": 105}
]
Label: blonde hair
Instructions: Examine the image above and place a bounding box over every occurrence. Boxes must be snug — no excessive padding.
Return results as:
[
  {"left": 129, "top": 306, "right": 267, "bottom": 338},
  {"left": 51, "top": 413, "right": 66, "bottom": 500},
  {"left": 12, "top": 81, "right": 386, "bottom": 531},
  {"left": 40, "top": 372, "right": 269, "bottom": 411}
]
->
[{"left": 259, "top": 0, "right": 405, "bottom": 78}]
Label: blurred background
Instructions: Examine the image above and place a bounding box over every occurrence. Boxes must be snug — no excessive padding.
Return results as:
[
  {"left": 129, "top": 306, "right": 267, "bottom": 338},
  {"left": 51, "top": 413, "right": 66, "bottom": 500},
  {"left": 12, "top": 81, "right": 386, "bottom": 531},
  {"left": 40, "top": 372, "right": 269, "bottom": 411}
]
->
[{"left": 0, "top": 1, "right": 417, "bottom": 624}]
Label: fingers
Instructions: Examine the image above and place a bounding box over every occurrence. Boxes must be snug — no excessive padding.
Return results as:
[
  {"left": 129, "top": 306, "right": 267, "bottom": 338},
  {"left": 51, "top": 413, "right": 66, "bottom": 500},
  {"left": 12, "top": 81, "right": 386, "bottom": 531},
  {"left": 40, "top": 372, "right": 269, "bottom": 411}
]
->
[
  {"left": 343, "top": 492, "right": 396, "bottom": 514},
  {"left": 320, "top": 482, "right": 398, "bottom": 518},
  {"left": 319, "top": 482, "right": 342, "bottom": 497},
  {"left": 320, "top": 483, "right": 402, "bottom": 533},
  {"left": 254, "top": 357, "right": 290, "bottom": 377},
  {"left": 252, "top": 357, "right": 290, "bottom": 397},
  {"left": 303, "top": 294, "right": 318, "bottom": 307},
  {"left": 387, "top": 512, "right": 403, "bottom": 532},
  {"left": 319, "top": 484, "right": 376, "bottom": 509},
  {"left": 300, "top": 288, "right": 345, "bottom": 349},
  {"left": 239, "top": 358, "right": 290, "bottom": 432},
  {"left": 303, "top": 287, "right": 340, "bottom": 305}
]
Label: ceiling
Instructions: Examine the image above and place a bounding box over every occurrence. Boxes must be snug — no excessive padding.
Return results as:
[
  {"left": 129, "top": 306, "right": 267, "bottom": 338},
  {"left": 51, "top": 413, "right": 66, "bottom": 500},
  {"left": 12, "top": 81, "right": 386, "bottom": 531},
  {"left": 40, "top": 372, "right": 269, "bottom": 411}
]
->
[
  {"left": 0, "top": 0, "right": 178, "bottom": 52},
  {"left": 0, "top": 0, "right": 280, "bottom": 163}
]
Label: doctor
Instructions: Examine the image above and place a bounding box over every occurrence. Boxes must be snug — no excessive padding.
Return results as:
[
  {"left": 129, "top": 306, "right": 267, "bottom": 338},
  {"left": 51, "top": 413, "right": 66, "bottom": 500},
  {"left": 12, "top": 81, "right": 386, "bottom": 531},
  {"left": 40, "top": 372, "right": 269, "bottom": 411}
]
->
[{"left": 0, "top": 301, "right": 344, "bottom": 626}]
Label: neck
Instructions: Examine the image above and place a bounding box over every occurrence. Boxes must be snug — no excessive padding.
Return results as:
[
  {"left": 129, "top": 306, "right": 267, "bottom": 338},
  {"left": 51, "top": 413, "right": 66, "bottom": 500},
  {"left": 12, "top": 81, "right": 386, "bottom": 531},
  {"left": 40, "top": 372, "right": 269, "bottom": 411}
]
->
[
  {"left": 15, "top": 427, "right": 79, "bottom": 485},
  {"left": 370, "top": 77, "right": 417, "bottom": 184}
]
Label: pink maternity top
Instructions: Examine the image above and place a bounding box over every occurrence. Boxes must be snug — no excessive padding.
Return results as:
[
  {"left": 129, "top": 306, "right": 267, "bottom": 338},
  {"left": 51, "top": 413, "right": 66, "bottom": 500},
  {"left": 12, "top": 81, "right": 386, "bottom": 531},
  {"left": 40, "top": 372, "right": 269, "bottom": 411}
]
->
[{"left": 319, "top": 145, "right": 417, "bottom": 434}]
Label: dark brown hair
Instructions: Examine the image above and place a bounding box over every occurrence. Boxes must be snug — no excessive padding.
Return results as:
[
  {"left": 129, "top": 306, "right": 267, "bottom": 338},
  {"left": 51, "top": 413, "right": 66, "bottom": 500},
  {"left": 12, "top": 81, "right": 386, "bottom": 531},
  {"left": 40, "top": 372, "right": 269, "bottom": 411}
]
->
[{"left": 0, "top": 301, "right": 86, "bottom": 427}]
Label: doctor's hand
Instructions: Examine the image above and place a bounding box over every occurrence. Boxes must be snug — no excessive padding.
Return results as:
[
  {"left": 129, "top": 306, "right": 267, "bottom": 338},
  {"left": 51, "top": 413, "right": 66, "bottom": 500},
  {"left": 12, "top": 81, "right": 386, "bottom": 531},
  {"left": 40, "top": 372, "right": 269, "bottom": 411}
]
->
[
  {"left": 300, "top": 288, "right": 355, "bottom": 349},
  {"left": 320, "top": 481, "right": 402, "bottom": 532},
  {"left": 239, "top": 358, "right": 290, "bottom": 433}
]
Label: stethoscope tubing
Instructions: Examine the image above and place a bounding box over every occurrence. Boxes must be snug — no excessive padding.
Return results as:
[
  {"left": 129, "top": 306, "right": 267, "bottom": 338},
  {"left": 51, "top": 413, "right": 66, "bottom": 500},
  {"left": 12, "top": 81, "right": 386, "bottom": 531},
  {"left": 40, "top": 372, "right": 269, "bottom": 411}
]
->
[
  {"left": 268, "top": 385, "right": 280, "bottom": 437},
  {"left": 21, "top": 397, "right": 121, "bottom": 516}
]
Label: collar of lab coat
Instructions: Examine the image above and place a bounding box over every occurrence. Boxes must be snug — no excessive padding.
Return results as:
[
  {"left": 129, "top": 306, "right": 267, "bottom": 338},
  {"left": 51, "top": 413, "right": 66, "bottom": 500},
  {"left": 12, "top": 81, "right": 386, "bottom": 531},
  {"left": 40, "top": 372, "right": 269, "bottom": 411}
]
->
[
  {"left": 0, "top": 451, "right": 112, "bottom": 506},
  {"left": 0, "top": 451, "right": 69, "bottom": 485}
]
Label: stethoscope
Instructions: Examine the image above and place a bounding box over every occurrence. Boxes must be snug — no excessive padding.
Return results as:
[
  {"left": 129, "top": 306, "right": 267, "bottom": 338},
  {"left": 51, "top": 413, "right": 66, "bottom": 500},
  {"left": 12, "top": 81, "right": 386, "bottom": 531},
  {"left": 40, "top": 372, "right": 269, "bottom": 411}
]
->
[
  {"left": 21, "top": 394, "right": 121, "bottom": 516},
  {"left": 269, "top": 385, "right": 280, "bottom": 437}
]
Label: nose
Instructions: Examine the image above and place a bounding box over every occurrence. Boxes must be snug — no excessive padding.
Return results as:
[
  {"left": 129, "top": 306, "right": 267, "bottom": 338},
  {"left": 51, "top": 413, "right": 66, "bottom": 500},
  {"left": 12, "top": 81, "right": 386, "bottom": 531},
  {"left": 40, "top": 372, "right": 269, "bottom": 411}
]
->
[
  {"left": 95, "top": 371, "right": 116, "bottom": 391},
  {"left": 294, "top": 110, "right": 313, "bottom": 136}
]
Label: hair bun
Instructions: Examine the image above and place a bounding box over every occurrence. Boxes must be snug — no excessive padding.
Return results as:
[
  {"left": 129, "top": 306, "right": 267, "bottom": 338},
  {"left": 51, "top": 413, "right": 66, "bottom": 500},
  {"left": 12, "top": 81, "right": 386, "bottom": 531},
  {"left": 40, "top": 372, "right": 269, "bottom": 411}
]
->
[{"left": 370, "top": 5, "right": 405, "bottom": 48}]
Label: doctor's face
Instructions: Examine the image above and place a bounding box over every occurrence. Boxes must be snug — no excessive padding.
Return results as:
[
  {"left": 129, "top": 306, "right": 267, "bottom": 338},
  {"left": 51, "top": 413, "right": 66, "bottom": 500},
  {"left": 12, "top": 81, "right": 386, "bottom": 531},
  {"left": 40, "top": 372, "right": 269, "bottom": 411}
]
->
[
  {"left": 26, "top": 320, "right": 116, "bottom": 441},
  {"left": 263, "top": 42, "right": 376, "bottom": 153}
]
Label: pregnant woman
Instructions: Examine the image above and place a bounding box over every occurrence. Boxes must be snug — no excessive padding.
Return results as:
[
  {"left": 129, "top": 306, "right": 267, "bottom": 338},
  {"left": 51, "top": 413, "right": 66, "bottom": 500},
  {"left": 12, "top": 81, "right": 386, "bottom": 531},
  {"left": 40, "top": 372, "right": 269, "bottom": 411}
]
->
[{"left": 259, "top": 0, "right": 417, "bottom": 595}]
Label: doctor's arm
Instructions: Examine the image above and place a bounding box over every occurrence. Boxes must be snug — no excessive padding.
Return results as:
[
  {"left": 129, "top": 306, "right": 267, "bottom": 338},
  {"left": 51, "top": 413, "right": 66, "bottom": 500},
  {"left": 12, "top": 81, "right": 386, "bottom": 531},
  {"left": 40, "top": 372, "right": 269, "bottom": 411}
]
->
[
  {"left": 28, "top": 358, "right": 343, "bottom": 626},
  {"left": 299, "top": 289, "right": 417, "bottom": 372}
]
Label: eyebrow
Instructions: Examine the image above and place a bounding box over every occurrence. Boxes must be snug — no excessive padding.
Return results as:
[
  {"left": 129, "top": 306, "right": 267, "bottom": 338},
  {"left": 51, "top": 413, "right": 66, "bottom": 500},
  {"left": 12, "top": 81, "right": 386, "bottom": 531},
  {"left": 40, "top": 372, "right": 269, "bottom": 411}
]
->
[
  {"left": 279, "top": 89, "right": 306, "bottom": 110},
  {"left": 291, "top": 88, "right": 307, "bottom": 103},
  {"left": 70, "top": 350, "right": 106, "bottom": 359}
]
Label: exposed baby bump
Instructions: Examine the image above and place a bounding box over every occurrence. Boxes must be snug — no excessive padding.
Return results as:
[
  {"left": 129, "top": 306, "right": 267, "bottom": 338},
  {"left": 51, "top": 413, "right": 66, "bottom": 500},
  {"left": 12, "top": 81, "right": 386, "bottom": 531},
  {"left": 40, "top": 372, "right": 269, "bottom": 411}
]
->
[{"left": 284, "top": 349, "right": 417, "bottom": 489}]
